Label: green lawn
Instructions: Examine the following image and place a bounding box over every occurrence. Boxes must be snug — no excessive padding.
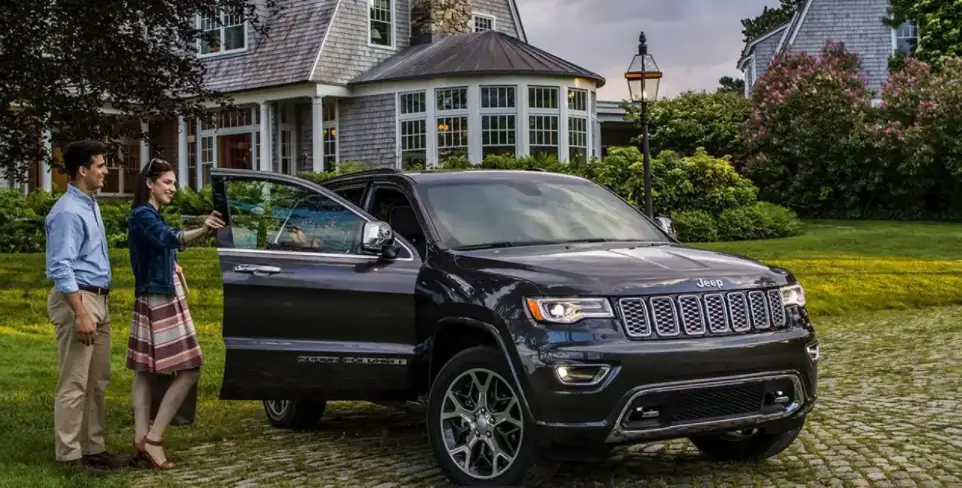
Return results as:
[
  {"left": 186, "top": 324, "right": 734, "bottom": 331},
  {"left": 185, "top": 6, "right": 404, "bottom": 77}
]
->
[{"left": 1, "top": 219, "right": 961, "bottom": 487}]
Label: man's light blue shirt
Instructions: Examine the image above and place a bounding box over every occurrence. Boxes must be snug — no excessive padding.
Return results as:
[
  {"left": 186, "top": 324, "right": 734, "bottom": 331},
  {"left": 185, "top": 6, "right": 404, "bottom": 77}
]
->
[{"left": 45, "top": 183, "right": 111, "bottom": 294}]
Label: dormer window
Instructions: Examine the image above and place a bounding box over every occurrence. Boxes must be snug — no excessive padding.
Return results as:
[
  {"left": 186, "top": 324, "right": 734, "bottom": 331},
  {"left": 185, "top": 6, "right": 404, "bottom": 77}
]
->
[
  {"left": 198, "top": 10, "right": 247, "bottom": 56},
  {"left": 473, "top": 14, "right": 495, "bottom": 32},
  {"left": 370, "top": 0, "right": 394, "bottom": 48},
  {"left": 894, "top": 21, "right": 918, "bottom": 55}
]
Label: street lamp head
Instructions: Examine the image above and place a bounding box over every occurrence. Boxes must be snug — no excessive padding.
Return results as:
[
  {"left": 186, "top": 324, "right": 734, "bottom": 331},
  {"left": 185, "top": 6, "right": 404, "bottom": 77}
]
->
[{"left": 625, "top": 51, "right": 662, "bottom": 103}]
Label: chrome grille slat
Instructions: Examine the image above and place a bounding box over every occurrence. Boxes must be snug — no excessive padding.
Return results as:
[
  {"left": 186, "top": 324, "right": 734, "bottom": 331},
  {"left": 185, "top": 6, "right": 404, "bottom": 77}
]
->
[
  {"left": 748, "top": 290, "right": 770, "bottom": 330},
  {"left": 618, "top": 288, "right": 789, "bottom": 340},
  {"left": 678, "top": 295, "right": 706, "bottom": 336},
  {"left": 650, "top": 297, "right": 680, "bottom": 336},
  {"left": 618, "top": 298, "right": 652, "bottom": 338},
  {"left": 767, "top": 289, "right": 786, "bottom": 327},
  {"left": 704, "top": 293, "right": 730, "bottom": 333},
  {"left": 727, "top": 292, "right": 751, "bottom": 332}
]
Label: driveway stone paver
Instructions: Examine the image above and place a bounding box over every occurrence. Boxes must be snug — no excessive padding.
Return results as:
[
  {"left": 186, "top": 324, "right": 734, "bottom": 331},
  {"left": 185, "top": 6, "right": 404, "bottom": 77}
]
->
[{"left": 141, "top": 308, "right": 962, "bottom": 487}]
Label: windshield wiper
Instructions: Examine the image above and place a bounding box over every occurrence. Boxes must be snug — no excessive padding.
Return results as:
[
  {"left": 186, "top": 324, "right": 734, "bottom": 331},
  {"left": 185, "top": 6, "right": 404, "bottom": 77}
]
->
[{"left": 453, "top": 238, "right": 668, "bottom": 251}]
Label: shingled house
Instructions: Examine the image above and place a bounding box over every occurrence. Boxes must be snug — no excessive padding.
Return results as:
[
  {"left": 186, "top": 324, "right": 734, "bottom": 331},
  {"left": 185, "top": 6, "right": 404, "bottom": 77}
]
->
[
  {"left": 10, "top": 0, "right": 609, "bottom": 195},
  {"left": 737, "top": 0, "right": 918, "bottom": 98}
]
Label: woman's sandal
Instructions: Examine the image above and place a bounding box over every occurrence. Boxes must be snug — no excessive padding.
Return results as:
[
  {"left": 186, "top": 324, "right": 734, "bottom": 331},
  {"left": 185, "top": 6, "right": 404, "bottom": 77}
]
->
[{"left": 135, "top": 437, "right": 174, "bottom": 470}]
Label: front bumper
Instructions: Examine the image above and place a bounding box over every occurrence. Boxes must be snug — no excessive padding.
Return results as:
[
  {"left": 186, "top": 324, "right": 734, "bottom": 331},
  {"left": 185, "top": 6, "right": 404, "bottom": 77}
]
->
[{"left": 514, "top": 325, "right": 819, "bottom": 447}]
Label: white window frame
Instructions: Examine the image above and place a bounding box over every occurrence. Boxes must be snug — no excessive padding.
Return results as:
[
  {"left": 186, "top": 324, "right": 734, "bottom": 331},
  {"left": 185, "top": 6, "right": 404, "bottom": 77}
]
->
[
  {"left": 196, "top": 10, "right": 248, "bottom": 58},
  {"left": 398, "top": 91, "right": 428, "bottom": 169},
  {"left": 194, "top": 106, "right": 260, "bottom": 189},
  {"left": 323, "top": 100, "right": 338, "bottom": 172},
  {"left": 567, "top": 88, "right": 588, "bottom": 163},
  {"left": 368, "top": 0, "right": 396, "bottom": 50},
  {"left": 435, "top": 87, "right": 470, "bottom": 163},
  {"left": 473, "top": 13, "right": 496, "bottom": 32},
  {"left": 479, "top": 85, "right": 518, "bottom": 159},
  {"left": 891, "top": 21, "right": 918, "bottom": 54},
  {"left": 527, "top": 86, "right": 560, "bottom": 159}
]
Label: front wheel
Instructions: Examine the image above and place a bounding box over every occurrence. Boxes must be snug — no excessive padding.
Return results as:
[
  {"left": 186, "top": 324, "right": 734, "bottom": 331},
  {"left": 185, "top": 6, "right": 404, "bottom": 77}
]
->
[
  {"left": 689, "top": 423, "right": 803, "bottom": 462},
  {"left": 263, "top": 399, "right": 327, "bottom": 429},
  {"left": 426, "top": 346, "right": 559, "bottom": 486}
]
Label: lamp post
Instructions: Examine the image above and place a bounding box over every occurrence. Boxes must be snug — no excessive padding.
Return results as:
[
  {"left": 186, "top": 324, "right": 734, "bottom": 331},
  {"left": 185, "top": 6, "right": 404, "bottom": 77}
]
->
[{"left": 625, "top": 32, "right": 662, "bottom": 218}]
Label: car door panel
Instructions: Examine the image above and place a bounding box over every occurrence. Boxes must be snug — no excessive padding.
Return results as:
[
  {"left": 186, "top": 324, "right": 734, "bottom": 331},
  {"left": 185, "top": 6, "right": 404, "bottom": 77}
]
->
[{"left": 210, "top": 169, "right": 421, "bottom": 402}]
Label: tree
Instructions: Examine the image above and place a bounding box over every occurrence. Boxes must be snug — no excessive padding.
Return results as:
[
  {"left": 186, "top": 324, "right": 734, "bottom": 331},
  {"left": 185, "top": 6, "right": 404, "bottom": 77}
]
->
[
  {"left": 886, "top": 0, "right": 962, "bottom": 70},
  {"left": 742, "top": 41, "right": 876, "bottom": 216},
  {"left": 0, "top": 0, "right": 282, "bottom": 184},
  {"left": 717, "top": 76, "right": 745, "bottom": 96},
  {"left": 740, "top": 0, "right": 805, "bottom": 43},
  {"left": 620, "top": 90, "right": 751, "bottom": 165}
]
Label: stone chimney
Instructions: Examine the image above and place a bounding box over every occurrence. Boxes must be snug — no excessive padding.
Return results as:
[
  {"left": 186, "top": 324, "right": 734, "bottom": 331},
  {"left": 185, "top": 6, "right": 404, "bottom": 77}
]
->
[{"left": 410, "top": 0, "right": 472, "bottom": 45}]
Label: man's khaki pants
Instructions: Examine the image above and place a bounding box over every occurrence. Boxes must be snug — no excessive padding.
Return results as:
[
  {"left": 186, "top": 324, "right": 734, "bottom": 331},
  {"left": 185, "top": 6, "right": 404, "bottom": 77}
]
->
[{"left": 48, "top": 288, "right": 111, "bottom": 462}]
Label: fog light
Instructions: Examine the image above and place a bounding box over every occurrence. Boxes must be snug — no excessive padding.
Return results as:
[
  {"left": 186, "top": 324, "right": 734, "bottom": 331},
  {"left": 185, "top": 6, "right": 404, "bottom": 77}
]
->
[
  {"left": 554, "top": 364, "right": 610, "bottom": 386},
  {"left": 806, "top": 343, "right": 820, "bottom": 362}
]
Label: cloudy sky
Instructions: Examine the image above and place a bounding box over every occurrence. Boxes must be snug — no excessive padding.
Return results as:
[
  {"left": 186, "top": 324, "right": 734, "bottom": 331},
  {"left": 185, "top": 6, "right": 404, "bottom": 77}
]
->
[{"left": 518, "top": 0, "right": 781, "bottom": 101}]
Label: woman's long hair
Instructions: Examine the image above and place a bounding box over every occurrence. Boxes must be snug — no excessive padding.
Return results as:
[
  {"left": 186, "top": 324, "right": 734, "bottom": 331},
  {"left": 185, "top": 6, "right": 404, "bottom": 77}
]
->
[{"left": 132, "top": 158, "right": 176, "bottom": 208}]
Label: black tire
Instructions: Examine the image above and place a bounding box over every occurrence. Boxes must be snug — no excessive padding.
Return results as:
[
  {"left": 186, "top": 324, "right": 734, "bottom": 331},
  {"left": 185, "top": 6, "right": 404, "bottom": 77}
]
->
[
  {"left": 689, "top": 423, "right": 803, "bottom": 462},
  {"left": 427, "top": 346, "right": 559, "bottom": 487},
  {"left": 263, "top": 399, "right": 327, "bottom": 429}
]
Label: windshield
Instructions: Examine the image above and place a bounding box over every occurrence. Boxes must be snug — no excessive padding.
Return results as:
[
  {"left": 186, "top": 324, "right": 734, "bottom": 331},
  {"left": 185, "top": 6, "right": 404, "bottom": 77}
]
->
[{"left": 417, "top": 176, "right": 670, "bottom": 249}]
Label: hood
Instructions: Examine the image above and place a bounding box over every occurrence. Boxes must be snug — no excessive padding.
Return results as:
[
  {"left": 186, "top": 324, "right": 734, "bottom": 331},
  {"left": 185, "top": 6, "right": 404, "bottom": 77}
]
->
[{"left": 453, "top": 243, "right": 792, "bottom": 296}]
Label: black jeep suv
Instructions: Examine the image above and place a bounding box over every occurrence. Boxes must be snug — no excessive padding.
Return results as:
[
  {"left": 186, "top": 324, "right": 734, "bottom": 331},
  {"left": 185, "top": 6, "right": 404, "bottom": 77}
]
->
[{"left": 208, "top": 167, "right": 818, "bottom": 487}]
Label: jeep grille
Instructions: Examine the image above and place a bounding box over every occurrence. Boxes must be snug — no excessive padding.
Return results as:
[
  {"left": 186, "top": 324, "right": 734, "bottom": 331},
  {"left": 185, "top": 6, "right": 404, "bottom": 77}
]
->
[{"left": 618, "top": 289, "right": 787, "bottom": 339}]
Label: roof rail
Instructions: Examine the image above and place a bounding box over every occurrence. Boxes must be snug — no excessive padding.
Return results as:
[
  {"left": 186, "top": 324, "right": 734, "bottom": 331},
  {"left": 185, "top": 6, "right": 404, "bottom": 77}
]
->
[
  {"left": 523, "top": 167, "right": 547, "bottom": 172},
  {"left": 317, "top": 167, "right": 404, "bottom": 184}
]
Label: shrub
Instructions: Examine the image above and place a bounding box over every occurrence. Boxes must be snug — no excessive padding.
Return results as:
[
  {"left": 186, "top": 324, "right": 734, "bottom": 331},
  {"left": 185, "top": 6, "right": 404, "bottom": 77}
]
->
[{"left": 670, "top": 210, "right": 718, "bottom": 243}]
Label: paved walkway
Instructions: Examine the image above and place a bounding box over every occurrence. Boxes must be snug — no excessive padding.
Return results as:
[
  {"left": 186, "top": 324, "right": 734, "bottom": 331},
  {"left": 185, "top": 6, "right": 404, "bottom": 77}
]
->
[{"left": 142, "top": 308, "right": 962, "bottom": 487}]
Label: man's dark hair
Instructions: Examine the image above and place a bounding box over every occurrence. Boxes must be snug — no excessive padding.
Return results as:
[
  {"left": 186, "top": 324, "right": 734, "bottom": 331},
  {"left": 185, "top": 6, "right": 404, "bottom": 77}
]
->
[{"left": 63, "top": 139, "right": 108, "bottom": 179}]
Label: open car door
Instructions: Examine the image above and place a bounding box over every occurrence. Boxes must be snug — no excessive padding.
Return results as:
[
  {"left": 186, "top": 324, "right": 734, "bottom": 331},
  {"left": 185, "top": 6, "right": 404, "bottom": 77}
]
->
[{"left": 208, "top": 168, "right": 422, "bottom": 403}]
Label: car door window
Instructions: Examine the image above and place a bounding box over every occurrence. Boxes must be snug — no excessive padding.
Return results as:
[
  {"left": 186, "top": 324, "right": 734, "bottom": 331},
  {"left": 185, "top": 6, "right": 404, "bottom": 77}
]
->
[
  {"left": 368, "top": 185, "right": 427, "bottom": 259},
  {"left": 332, "top": 185, "right": 366, "bottom": 207},
  {"left": 224, "top": 178, "right": 364, "bottom": 254}
]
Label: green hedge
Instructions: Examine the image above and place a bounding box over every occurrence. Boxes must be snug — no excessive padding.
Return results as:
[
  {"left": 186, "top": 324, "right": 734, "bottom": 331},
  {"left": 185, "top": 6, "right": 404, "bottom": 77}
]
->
[{"left": 0, "top": 148, "right": 803, "bottom": 253}]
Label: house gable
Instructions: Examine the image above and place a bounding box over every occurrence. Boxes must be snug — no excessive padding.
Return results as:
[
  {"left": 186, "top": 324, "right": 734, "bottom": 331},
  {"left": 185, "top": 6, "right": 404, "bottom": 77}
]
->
[
  {"left": 774, "top": 0, "right": 895, "bottom": 93},
  {"left": 201, "top": 0, "right": 338, "bottom": 93},
  {"left": 737, "top": 24, "right": 788, "bottom": 92}
]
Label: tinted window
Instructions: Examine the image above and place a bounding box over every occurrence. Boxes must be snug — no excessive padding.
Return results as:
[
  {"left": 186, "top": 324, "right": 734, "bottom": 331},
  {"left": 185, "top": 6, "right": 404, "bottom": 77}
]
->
[
  {"left": 416, "top": 177, "right": 669, "bottom": 249},
  {"left": 224, "top": 179, "right": 364, "bottom": 254},
  {"left": 333, "top": 185, "right": 366, "bottom": 207}
]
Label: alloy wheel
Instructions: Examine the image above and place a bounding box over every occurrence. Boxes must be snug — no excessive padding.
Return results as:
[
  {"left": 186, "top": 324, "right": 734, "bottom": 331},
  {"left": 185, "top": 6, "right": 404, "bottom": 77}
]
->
[
  {"left": 265, "top": 400, "right": 290, "bottom": 418},
  {"left": 439, "top": 368, "right": 525, "bottom": 480}
]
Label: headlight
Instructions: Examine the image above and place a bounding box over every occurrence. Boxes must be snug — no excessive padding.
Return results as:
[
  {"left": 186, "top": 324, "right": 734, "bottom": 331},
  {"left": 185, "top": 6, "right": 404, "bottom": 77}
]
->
[
  {"left": 780, "top": 284, "right": 806, "bottom": 307},
  {"left": 525, "top": 297, "right": 614, "bottom": 324}
]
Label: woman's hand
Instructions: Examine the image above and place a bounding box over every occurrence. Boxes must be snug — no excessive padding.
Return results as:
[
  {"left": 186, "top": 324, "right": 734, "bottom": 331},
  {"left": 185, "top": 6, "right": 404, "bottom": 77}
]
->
[
  {"left": 175, "top": 262, "right": 188, "bottom": 295},
  {"left": 204, "top": 211, "right": 226, "bottom": 232}
]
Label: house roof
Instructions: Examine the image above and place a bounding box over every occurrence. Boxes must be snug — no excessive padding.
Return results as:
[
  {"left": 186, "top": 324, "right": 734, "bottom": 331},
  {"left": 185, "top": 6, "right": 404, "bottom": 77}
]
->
[
  {"left": 202, "top": 0, "right": 337, "bottom": 93},
  {"left": 737, "top": 23, "right": 789, "bottom": 69},
  {"left": 348, "top": 30, "right": 606, "bottom": 88}
]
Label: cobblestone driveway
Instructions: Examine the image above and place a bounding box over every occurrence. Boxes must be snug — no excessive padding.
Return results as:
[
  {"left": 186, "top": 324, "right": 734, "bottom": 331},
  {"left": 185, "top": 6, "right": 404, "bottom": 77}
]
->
[{"left": 142, "top": 307, "right": 962, "bottom": 487}]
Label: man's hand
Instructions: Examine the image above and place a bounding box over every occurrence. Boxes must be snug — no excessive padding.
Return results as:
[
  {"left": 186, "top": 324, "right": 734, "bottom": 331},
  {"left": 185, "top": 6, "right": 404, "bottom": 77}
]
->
[{"left": 75, "top": 313, "right": 96, "bottom": 346}]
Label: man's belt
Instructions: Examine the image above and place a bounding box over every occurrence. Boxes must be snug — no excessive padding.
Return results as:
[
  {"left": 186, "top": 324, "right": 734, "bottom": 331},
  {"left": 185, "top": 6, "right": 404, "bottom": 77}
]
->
[{"left": 78, "top": 285, "right": 110, "bottom": 296}]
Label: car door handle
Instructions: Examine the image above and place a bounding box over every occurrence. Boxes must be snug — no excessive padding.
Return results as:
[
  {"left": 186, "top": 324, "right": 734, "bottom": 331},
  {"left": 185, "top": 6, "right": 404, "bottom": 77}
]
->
[{"left": 234, "top": 264, "right": 282, "bottom": 276}]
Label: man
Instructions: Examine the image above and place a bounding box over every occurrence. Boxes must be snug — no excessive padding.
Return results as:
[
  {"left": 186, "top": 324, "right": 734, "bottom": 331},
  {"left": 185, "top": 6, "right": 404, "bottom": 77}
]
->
[{"left": 45, "top": 139, "right": 127, "bottom": 475}]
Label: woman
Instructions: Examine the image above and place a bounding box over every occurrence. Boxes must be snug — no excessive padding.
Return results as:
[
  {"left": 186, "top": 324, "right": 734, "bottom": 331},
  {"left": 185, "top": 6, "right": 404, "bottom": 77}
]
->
[{"left": 126, "top": 158, "right": 224, "bottom": 469}]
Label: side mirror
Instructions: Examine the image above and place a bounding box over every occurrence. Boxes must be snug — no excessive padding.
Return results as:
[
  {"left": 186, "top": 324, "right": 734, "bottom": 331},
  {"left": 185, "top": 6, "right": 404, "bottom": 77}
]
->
[
  {"left": 655, "top": 216, "right": 676, "bottom": 239},
  {"left": 361, "top": 220, "right": 400, "bottom": 259}
]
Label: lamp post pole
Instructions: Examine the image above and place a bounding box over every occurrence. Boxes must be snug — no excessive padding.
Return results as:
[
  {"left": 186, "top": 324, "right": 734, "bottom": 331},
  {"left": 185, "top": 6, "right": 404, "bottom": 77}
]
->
[{"left": 639, "top": 33, "right": 653, "bottom": 219}]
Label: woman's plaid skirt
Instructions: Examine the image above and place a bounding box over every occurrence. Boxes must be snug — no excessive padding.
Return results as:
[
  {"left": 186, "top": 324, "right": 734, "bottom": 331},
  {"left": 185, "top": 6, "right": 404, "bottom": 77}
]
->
[{"left": 126, "top": 275, "right": 205, "bottom": 373}]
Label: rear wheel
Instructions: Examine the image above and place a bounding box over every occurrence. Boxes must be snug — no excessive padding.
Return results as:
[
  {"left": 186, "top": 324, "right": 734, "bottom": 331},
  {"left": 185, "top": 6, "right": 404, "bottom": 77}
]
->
[
  {"left": 427, "top": 346, "right": 559, "bottom": 486},
  {"left": 689, "top": 423, "right": 803, "bottom": 462},
  {"left": 263, "top": 399, "right": 327, "bottom": 429}
]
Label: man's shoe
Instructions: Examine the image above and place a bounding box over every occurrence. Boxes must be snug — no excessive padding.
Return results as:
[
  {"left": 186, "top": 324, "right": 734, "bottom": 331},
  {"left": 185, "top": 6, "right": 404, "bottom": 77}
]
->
[
  {"left": 83, "top": 451, "right": 135, "bottom": 469},
  {"left": 64, "top": 459, "right": 108, "bottom": 476}
]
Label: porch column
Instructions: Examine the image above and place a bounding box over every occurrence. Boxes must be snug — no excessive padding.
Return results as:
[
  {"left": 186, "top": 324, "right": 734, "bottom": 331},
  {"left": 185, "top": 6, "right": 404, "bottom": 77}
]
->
[
  {"left": 259, "top": 102, "right": 273, "bottom": 172},
  {"left": 312, "top": 96, "right": 324, "bottom": 172},
  {"left": 594, "top": 120, "right": 603, "bottom": 158},
  {"left": 139, "top": 120, "right": 150, "bottom": 168},
  {"left": 194, "top": 117, "right": 203, "bottom": 191},
  {"left": 177, "top": 116, "right": 188, "bottom": 185},
  {"left": 41, "top": 130, "right": 53, "bottom": 192}
]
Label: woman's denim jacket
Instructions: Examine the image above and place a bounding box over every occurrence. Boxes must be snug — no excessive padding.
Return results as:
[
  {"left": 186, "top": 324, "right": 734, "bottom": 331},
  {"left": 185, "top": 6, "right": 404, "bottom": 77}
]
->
[{"left": 128, "top": 203, "right": 185, "bottom": 297}]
